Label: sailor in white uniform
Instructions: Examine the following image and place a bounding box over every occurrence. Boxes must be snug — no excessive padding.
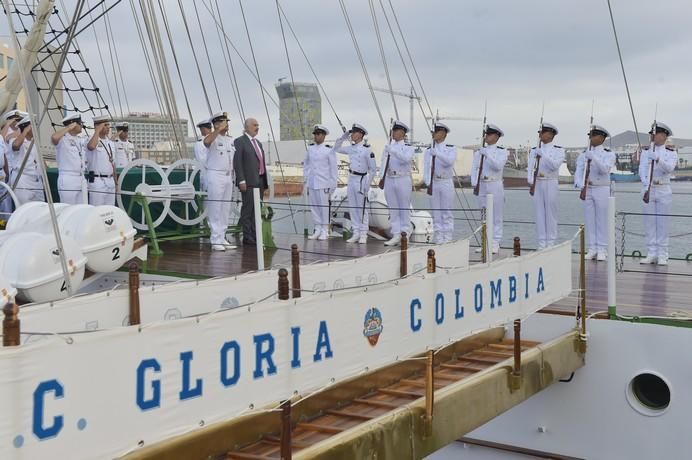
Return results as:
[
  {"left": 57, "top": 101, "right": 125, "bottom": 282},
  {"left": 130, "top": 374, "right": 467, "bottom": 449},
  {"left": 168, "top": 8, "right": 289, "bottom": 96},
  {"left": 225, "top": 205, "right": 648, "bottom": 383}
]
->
[
  {"left": 638, "top": 122, "right": 677, "bottom": 266},
  {"left": 334, "top": 123, "right": 376, "bottom": 244},
  {"left": 471, "top": 124, "right": 508, "bottom": 254},
  {"left": 380, "top": 120, "right": 415, "bottom": 246},
  {"left": 86, "top": 115, "right": 117, "bottom": 206},
  {"left": 304, "top": 124, "right": 337, "bottom": 240},
  {"left": 113, "top": 122, "right": 136, "bottom": 169},
  {"left": 8, "top": 115, "right": 45, "bottom": 204},
  {"left": 204, "top": 112, "right": 236, "bottom": 251},
  {"left": 528, "top": 122, "right": 565, "bottom": 249},
  {"left": 52, "top": 113, "right": 87, "bottom": 204},
  {"left": 423, "top": 122, "right": 456, "bottom": 244},
  {"left": 574, "top": 125, "right": 615, "bottom": 261},
  {"left": 194, "top": 118, "right": 212, "bottom": 192},
  {"left": 0, "top": 136, "right": 10, "bottom": 215},
  {"left": 2, "top": 110, "right": 24, "bottom": 193}
]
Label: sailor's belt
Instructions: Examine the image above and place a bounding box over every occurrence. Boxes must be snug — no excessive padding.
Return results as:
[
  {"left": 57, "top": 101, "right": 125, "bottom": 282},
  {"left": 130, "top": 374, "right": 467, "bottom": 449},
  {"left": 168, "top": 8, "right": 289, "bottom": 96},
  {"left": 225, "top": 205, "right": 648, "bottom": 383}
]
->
[
  {"left": 652, "top": 179, "right": 671, "bottom": 185},
  {"left": 386, "top": 170, "right": 410, "bottom": 177},
  {"left": 207, "top": 168, "right": 231, "bottom": 176},
  {"left": 91, "top": 173, "right": 113, "bottom": 178},
  {"left": 481, "top": 176, "right": 501, "bottom": 182},
  {"left": 434, "top": 173, "right": 452, "bottom": 180},
  {"left": 537, "top": 174, "right": 558, "bottom": 180},
  {"left": 587, "top": 180, "right": 609, "bottom": 186},
  {"left": 349, "top": 169, "right": 367, "bottom": 176},
  {"left": 60, "top": 170, "right": 85, "bottom": 177}
]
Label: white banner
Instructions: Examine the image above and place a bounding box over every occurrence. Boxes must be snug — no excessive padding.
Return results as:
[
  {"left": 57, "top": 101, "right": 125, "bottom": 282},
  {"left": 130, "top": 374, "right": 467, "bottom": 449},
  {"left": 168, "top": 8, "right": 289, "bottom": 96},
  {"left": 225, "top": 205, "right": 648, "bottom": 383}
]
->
[
  {"left": 18, "top": 240, "right": 469, "bottom": 338},
  {"left": 0, "top": 241, "right": 569, "bottom": 459}
]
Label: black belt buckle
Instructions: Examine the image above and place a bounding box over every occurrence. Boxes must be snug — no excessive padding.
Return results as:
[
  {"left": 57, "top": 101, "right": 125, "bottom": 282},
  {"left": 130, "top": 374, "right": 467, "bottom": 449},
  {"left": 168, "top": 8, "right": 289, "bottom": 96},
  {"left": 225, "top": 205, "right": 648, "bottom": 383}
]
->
[{"left": 88, "top": 171, "right": 95, "bottom": 183}]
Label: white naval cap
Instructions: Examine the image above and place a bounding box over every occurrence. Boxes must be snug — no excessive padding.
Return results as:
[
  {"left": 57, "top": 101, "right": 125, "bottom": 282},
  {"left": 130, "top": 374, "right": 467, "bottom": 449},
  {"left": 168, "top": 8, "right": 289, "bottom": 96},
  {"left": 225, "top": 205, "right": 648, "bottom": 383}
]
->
[
  {"left": 17, "top": 114, "right": 32, "bottom": 127},
  {"left": 312, "top": 124, "right": 329, "bottom": 135},
  {"left": 196, "top": 118, "right": 212, "bottom": 128},
  {"left": 392, "top": 120, "right": 409, "bottom": 133},
  {"left": 92, "top": 115, "right": 111, "bottom": 125},
  {"left": 589, "top": 124, "right": 610, "bottom": 138},
  {"left": 433, "top": 122, "right": 450, "bottom": 133},
  {"left": 62, "top": 113, "right": 82, "bottom": 125},
  {"left": 211, "top": 112, "right": 229, "bottom": 123},
  {"left": 649, "top": 121, "right": 673, "bottom": 137},
  {"left": 350, "top": 123, "right": 368, "bottom": 136},
  {"left": 484, "top": 123, "right": 504, "bottom": 137},
  {"left": 539, "top": 122, "right": 558, "bottom": 135},
  {"left": 1, "top": 109, "right": 21, "bottom": 122},
  {"left": 115, "top": 122, "right": 129, "bottom": 130}
]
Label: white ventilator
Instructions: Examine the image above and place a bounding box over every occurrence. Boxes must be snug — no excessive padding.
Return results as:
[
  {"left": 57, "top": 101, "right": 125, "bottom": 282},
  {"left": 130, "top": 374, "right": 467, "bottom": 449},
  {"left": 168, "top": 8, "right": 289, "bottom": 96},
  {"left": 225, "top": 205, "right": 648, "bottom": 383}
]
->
[{"left": 117, "top": 159, "right": 208, "bottom": 230}]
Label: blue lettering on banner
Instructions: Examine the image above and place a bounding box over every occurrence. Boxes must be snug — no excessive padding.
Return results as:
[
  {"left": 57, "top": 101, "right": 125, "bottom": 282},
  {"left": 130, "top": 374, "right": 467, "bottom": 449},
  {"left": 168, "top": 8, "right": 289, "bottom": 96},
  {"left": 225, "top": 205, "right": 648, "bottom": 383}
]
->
[
  {"left": 490, "top": 279, "right": 502, "bottom": 309},
  {"left": 537, "top": 267, "right": 545, "bottom": 293},
  {"left": 253, "top": 333, "right": 277, "bottom": 379},
  {"left": 454, "top": 288, "right": 464, "bottom": 319},
  {"left": 524, "top": 272, "right": 530, "bottom": 299},
  {"left": 136, "top": 359, "right": 161, "bottom": 411},
  {"left": 290, "top": 327, "right": 301, "bottom": 368},
  {"left": 509, "top": 276, "right": 517, "bottom": 303},
  {"left": 435, "top": 293, "right": 444, "bottom": 325},
  {"left": 179, "top": 351, "right": 203, "bottom": 400},
  {"left": 33, "top": 379, "right": 64, "bottom": 440},
  {"left": 410, "top": 298, "right": 422, "bottom": 331},
  {"left": 313, "top": 321, "right": 333, "bottom": 362},
  {"left": 220, "top": 341, "right": 241, "bottom": 387},
  {"left": 474, "top": 284, "right": 483, "bottom": 313}
]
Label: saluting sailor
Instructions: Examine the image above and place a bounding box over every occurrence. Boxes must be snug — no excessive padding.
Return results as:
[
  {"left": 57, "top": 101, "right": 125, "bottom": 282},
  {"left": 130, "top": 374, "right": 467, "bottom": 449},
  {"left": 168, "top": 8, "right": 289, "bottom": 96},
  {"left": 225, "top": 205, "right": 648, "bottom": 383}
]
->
[
  {"left": 574, "top": 125, "right": 615, "bottom": 261},
  {"left": 423, "top": 122, "right": 456, "bottom": 244},
  {"left": 334, "top": 123, "right": 376, "bottom": 244},
  {"left": 471, "top": 124, "right": 508, "bottom": 254},
  {"left": 8, "top": 115, "right": 45, "bottom": 204},
  {"left": 2, "top": 110, "right": 24, "bottom": 190},
  {"left": 194, "top": 118, "right": 212, "bottom": 192},
  {"left": 113, "top": 122, "right": 135, "bottom": 168},
  {"left": 204, "top": 112, "right": 236, "bottom": 251},
  {"left": 528, "top": 122, "right": 565, "bottom": 249},
  {"left": 380, "top": 120, "right": 415, "bottom": 246},
  {"left": 303, "top": 124, "right": 337, "bottom": 240},
  {"left": 639, "top": 122, "right": 677, "bottom": 266},
  {"left": 86, "top": 115, "right": 117, "bottom": 206},
  {"left": 52, "top": 113, "right": 87, "bottom": 204}
]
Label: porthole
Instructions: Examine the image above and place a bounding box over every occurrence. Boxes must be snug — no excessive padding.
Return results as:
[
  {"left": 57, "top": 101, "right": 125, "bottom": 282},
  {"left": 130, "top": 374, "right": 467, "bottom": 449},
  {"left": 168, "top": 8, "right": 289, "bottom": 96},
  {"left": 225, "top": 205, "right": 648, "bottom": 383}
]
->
[{"left": 626, "top": 371, "right": 671, "bottom": 416}]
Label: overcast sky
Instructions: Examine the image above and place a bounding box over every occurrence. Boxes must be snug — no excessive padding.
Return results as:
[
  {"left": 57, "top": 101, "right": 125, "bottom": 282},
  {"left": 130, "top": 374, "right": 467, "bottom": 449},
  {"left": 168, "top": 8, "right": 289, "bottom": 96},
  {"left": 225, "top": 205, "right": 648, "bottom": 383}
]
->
[{"left": 2, "top": 0, "right": 691, "bottom": 147}]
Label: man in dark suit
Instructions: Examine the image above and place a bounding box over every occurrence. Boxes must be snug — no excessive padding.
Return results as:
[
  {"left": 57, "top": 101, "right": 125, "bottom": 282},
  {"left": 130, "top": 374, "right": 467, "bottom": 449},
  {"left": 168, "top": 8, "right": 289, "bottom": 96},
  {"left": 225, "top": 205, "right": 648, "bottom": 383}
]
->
[{"left": 233, "top": 118, "right": 268, "bottom": 245}]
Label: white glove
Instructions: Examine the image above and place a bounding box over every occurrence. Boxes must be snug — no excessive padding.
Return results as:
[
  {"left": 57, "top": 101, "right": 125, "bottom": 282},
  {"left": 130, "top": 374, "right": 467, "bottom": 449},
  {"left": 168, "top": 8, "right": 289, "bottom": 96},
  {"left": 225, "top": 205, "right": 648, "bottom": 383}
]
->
[
  {"left": 339, "top": 131, "right": 350, "bottom": 141},
  {"left": 585, "top": 150, "right": 593, "bottom": 161},
  {"left": 431, "top": 149, "right": 437, "bottom": 157}
]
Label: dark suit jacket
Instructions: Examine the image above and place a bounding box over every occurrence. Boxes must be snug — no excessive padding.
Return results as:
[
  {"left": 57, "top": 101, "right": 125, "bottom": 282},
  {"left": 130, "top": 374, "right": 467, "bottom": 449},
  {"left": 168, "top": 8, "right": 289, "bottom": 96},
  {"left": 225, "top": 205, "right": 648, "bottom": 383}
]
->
[{"left": 233, "top": 134, "right": 267, "bottom": 188}]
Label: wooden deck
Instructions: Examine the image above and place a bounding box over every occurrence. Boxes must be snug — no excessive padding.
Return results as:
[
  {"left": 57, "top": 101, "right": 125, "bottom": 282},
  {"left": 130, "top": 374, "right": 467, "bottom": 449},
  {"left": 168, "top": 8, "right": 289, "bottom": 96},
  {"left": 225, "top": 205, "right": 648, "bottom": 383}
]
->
[{"left": 144, "top": 234, "right": 692, "bottom": 318}]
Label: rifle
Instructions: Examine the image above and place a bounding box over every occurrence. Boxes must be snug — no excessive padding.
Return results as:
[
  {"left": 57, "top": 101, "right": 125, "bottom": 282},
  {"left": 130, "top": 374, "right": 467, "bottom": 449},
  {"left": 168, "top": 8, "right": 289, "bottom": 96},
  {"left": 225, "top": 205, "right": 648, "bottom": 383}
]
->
[
  {"left": 529, "top": 103, "right": 545, "bottom": 196},
  {"left": 378, "top": 119, "right": 393, "bottom": 190},
  {"left": 643, "top": 120, "right": 657, "bottom": 204},
  {"left": 579, "top": 102, "right": 595, "bottom": 201},
  {"left": 473, "top": 102, "right": 488, "bottom": 196},
  {"left": 426, "top": 128, "right": 435, "bottom": 196}
]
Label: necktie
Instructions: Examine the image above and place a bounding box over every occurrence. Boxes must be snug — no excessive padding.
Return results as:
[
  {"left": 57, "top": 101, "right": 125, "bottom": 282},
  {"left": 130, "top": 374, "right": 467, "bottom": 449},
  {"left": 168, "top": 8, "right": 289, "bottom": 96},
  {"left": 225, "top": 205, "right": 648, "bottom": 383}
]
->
[{"left": 251, "top": 138, "right": 265, "bottom": 175}]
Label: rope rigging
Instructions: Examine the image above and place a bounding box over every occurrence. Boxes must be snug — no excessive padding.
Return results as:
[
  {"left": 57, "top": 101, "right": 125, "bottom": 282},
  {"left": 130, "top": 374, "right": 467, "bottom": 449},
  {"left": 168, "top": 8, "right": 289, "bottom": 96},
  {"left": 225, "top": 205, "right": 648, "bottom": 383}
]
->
[
  {"left": 176, "top": 0, "right": 212, "bottom": 115},
  {"left": 103, "top": 1, "right": 130, "bottom": 115},
  {"left": 188, "top": 0, "right": 223, "bottom": 111},
  {"left": 209, "top": 0, "right": 245, "bottom": 121},
  {"left": 368, "top": 0, "right": 399, "bottom": 121}
]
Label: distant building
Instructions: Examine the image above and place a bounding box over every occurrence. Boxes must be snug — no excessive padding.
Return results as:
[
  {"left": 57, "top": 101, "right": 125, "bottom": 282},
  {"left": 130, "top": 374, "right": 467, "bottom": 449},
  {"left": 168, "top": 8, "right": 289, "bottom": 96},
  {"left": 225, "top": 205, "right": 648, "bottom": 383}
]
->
[
  {"left": 112, "top": 112, "right": 188, "bottom": 150},
  {"left": 275, "top": 82, "right": 321, "bottom": 141}
]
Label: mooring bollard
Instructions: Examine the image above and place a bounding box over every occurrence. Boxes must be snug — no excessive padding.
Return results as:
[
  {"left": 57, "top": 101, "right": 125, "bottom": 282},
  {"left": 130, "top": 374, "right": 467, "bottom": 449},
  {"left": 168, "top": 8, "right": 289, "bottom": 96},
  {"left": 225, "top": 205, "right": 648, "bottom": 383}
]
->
[
  {"left": 427, "top": 249, "right": 436, "bottom": 274},
  {"left": 510, "top": 319, "right": 521, "bottom": 390},
  {"left": 2, "top": 302, "right": 19, "bottom": 347},
  {"left": 278, "top": 268, "right": 289, "bottom": 300},
  {"left": 513, "top": 237, "right": 521, "bottom": 257},
  {"left": 128, "top": 261, "right": 141, "bottom": 326},
  {"left": 400, "top": 232, "right": 408, "bottom": 278},
  {"left": 280, "top": 399, "right": 292, "bottom": 460},
  {"left": 291, "top": 244, "right": 301, "bottom": 299}
]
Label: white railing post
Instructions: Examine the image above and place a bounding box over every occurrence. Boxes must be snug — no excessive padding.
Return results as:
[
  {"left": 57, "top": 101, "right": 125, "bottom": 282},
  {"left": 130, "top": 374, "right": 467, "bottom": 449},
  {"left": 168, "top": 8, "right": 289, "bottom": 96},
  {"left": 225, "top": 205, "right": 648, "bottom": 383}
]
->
[
  {"left": 607, "top": 195, "right": 616, "bottom": 317},
  {"left": 253, "top": 187, "right": 264, "bottom": 271},
  {"left": 485, "top": 193, "right": 494, "bottom": 264}
]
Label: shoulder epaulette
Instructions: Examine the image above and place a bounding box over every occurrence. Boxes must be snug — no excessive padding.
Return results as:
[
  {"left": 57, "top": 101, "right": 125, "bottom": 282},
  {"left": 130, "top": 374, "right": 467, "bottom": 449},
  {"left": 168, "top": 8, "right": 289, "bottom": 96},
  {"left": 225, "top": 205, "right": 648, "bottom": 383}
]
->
[
  {"left": 530, "top": 146, "right": 537, "bottom": 150},
  {"left": 405, "top": 143, "right": 411, "bottom": 146},
  {"left": 604, "top": 148, "right": 611, "bottom": 152},
  {"left": 363, "top": 143, "right": 370, "bottom": 148},
  {"left": 497, "top": 146, "right": 505, "bottom": 149},
  {"left": 325, "top": 144, "right": 332, "bottom": 148},
  {"left": 309, "top": 143, "right": 315, "bottom": 146},
  {"left": 642, "top": 145, "right": 650, "bottom": 150},
  {"left": 370, "top": 152, "right": 375, "bottom": 158},
  {"left": 666, "top": 145, "right": 675, "bottom": 151},
  {"left": 446, "top": 144, "right": 454, "bottom": 147},
  {"left": 555, "top": 145, "right": 562, "bottom": 148}
]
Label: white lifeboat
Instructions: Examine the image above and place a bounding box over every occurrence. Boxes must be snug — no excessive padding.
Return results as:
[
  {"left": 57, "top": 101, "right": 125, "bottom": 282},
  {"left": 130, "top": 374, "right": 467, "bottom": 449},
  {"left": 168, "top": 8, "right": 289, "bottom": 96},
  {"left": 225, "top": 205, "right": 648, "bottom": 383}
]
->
[{"left": 5, "top": 202, "right": 69, "bottom": 232}]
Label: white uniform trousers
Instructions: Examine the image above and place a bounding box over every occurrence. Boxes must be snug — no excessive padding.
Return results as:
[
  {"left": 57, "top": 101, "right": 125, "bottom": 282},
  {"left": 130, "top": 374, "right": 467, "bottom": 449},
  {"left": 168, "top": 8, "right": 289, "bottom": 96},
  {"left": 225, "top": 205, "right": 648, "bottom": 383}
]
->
[
  {"left": 15, "top": 174, "right": 45, "bottom": 205},
  {"left": 347, "top": 174, "right": 369, "bottom": 234},
  {"left": 477, "top": 180, "right": 504, "bottom": 247},
  {"left": 58, "top": 173, "right": 87, "bottom": 205},
  {"left": 0, "top": 179, "right": 12, "bottom": 215},
  {"left": 431, "top": 179, "right": 454, "bottom": 242},
  {"left": 642, "top": 185, "right": 672, "bottom": 258},
  {"left": 88, "top": 177, "right": 115, "bottom": 206},
  {"left": 533, "top": 179, "right": 559, "bottom": 249},
  {"left": 581, "top": 185, "right": 609, "bottom": 252},
  {"left": 384, "top": 175, "right": 412, "bottom": 235},
  {"left": 308, "top": 187, "right": 331, "bottom": 227},
  {"left": 207, "top": 171, "right": 234, "bottom": 245}
]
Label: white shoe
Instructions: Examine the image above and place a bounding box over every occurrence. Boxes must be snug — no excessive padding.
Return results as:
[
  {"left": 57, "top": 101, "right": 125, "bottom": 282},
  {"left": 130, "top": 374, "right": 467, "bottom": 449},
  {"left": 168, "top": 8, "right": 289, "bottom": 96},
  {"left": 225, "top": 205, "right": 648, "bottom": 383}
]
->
[
  {"left": 492, "top": 244, "right": 499, "bottom": 254},
  {"left": 384, "top": 236, "right": 401, "bottom": 246},
  {"left": 346, "top": 232, "right": 360, "bottom": 243},
  {"left": 657, "top": 257, "right": 668, "bottom": 266},
  {"left": 222, "top": 240, "right": 237, "bottom": 249},
  {"left": 639, "top": 256, "right": 657, "bottom": 264},
  {"left": 308, "top": 229, "right": 321, "bottom": 240},
  {"left": 584, "top": 250, "right": 597, "bottom": 260},
  {"left": 318, "top": 230, "right": 328, "bottom": 240},
  {"left": 358, "top": 234, "right": 368, "bottom": 244},
  {"left": 211, "top": 244, "right": 226, "bottom": 251},
  {"left": 596, "top": 252, "right": 607, "bottom": 261}
]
